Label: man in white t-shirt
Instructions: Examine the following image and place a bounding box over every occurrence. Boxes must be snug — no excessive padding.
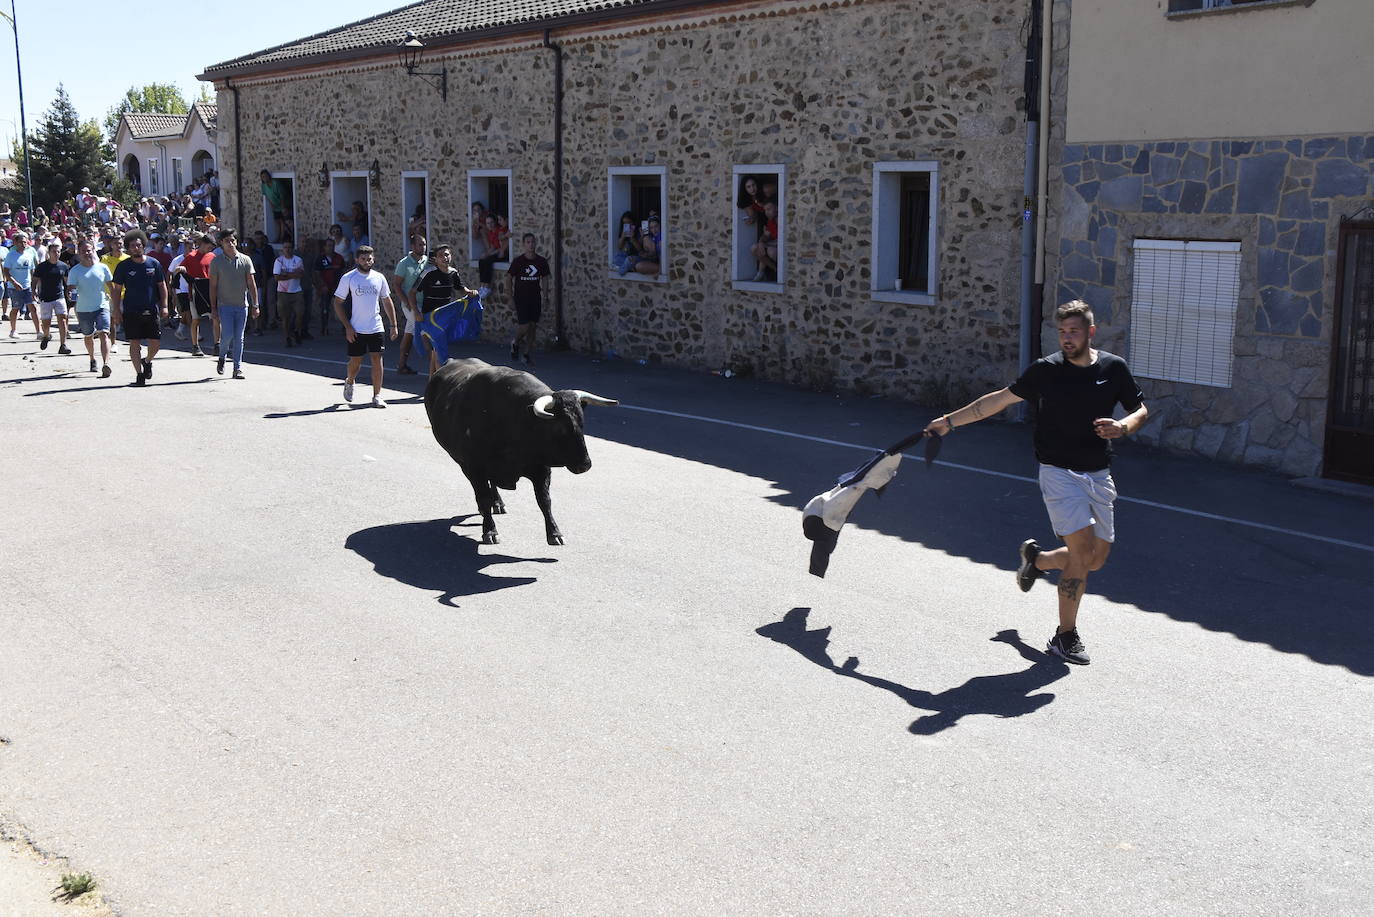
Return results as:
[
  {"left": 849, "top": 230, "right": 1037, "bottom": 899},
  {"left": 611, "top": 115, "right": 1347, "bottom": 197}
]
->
[
  {"left": 273, "top": 239, "right": 305, "bottom": 347},
  {"left": 332, "top": 245, "right": 397, "bottom": 408}
]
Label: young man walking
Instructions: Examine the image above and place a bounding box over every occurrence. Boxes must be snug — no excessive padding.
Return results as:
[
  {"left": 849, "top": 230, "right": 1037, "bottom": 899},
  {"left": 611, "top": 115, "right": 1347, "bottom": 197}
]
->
[
  {"left": 923, "top": 300, "right": 1149, "bottom": 665},
  {"left": 34, "top": 242, "right": 72, "bottom": 354},
  {"left": 391, "top": 233, "right": 428, "bottom": 374},
  {"left": 507, "top": 232, "right": 550, "bottom": 365},
  {"left": 273, "top": 239, "right": 306, "bottom": 346},
  {"left": 333, "top": 245, "right": 397, "bottom": 408},
  {"left": 411, "top": 244, "right": 478, "bottom": 375},
  {"left": 109, "top": 232, "right": 169, "bottom": 386},
  {"left": 69, "top": 240, "right": 114, "bottom": 377},
  {"left": 4, "top": 231, "right": 40, "bottom": 339},
  {"left": 208, "top": 229, "right": 259, "bottom": 380},
  {"left": 177, "top": 234, "right": 218, "bottom": 356}
]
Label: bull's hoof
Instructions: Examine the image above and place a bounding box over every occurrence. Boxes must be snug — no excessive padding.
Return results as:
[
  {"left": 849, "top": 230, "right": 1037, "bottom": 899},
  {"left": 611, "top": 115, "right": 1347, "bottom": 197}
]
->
[
  {"left": 492, "top": 500, "right": 507, "bottom": 515},
  {"left": 547, "top": 533, "right": 564, "bottom": 546},
  {"left": 482, "top": 532, "right": 500, "bottom": 545}
]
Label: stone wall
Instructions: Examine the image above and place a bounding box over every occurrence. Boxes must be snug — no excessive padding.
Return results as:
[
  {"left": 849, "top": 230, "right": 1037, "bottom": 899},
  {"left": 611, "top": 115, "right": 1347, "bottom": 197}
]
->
[
  {"left": 217, "top": 0, "right": 1031, "bottom": 403},
  {"left": 1043, "top": 0, "right": 1374, "bottom": 476}
]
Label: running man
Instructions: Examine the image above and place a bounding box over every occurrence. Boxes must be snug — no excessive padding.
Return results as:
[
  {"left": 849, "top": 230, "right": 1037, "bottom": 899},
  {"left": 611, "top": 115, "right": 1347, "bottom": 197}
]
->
[
  {"left": 391, "top": 233, "right": 428, "bottom": 374},
  {"left": 69, "top": 241, "right": 114, "bottom": 376},
  {"left": 333, "top": 245, "right": 397, "bottom": 408},
  {"left": 4, "top": 232, "right": 40, "bottom": 339},
  {"left": 507, "top": 232, "right": 550, "bottom": 365},
  {"left": 207, "top": 229, "right": 259, "bottom": 380},
  {"left": 110, "top": 231, "right": 169, "bottom": 387},
  {"left": 33, "top": 242, "right": 72, "bottom": 354},
  {"left": 923, "top": 300, "right": 1149, "bottom": 665}
]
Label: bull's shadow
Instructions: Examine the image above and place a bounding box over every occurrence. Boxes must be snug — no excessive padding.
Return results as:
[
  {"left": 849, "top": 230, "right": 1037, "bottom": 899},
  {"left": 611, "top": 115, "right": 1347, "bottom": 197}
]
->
[
  {"left": 757, "top": 608, "right": 1068, "bottom": 734},
  {"left": 345, "top": 516, "right": 556, "bottom": 607}
]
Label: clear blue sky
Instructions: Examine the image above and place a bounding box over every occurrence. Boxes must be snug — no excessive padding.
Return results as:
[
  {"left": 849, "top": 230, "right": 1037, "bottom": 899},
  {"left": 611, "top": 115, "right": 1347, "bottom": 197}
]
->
[{"left": 0, "top": 0, "right": 388, "bottom": 150}]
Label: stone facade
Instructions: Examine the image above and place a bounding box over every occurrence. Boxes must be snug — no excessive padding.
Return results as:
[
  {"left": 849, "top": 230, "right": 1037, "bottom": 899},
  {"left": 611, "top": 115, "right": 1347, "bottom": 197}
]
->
[
  {"left": 1043, "top": 0, "right": 1374, "bottom": 476},
  {"left": 215, "top": 0, "right": 1031, "bottom": 403}
]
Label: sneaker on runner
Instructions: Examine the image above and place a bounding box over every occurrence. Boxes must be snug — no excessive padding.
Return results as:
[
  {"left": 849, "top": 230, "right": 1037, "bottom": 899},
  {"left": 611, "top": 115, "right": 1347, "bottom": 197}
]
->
[
  {"left": 190, "top": 347, "right": 204, "bottom": 357},
  {"left": 89, "top": 358, "right": 97, "bottom": 373},
  {"left": 1017, "top": 539, "right": 1043, "bottom": 593},
  {"left": 217, "top": 351, "right": 226, "bottom": 375},
  {"left": 40, "top": 335, "right": 49, "bottom": 350},
  {"left": 58, "top": 345, "right": 71, "bottom": 354},
  {"left": 143, "top": 360, "right": 153, "bottom": 380},
  {"left": 129, "top": 373, "right": 146, "bottom": 387},
  {"left": 343, "top": 379, "right": 354, "bottom": 402},
  {"left": 372, "top": 395, "right": 387, "bottom": 408},
  {"left": 233, "top": 369, "right": 245, "bottom": 380},
  {"left": 101, "top": 364, "right": 111, "bottom": 378},
  {"left": 1047, "top": 628, "right": 1090, "bottom": 665}
]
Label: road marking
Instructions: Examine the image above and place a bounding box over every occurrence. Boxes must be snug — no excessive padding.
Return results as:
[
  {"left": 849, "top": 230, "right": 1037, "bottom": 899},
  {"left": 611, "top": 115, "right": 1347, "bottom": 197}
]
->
[
  {"left": 615, "top": 404, "right": 1374, "bottom": 555},
  {"left": 233, "top": 348, "right": 1374, "bottom": 555}
]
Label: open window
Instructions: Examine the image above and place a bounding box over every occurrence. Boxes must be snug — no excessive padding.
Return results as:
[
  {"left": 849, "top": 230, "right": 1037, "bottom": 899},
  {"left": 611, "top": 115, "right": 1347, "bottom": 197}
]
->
[
  {"left": 330, "top": 171, "right": 372, "bottom": 251},
  {"left": 871, "top": 161, "right": 939, "bottom": 304},
  {"left": 468, "top": 169, "right": 513, "bottom": 267},
  {"left": 401, "top": 171, "right": 429, "bottom": 249},
  {"left": 732, "top": 164, "right": 785, "bottom": 291},
  {"left": 608, "top": 166, "right": 668, "bottom": 282},
  {"left": 262, "top": 171, "right": 296, "bottom": 245},
  {"left": 147, "top": 159, "right": 160, "bottom": 196}
]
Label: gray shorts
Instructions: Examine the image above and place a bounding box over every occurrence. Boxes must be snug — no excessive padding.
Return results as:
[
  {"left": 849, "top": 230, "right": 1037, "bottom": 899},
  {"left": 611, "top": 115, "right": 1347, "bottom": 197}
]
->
[{"left": 1038, "top": 463, "right": 1117, "bottom": 543}]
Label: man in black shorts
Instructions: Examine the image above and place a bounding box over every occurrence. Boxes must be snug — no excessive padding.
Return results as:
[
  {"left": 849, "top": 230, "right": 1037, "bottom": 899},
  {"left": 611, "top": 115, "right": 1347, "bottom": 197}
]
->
[
  {"left": 110, "top": 231, "right": 169, "bottom": 386},
  {"left": 333, "top": 245, "right": 398, "bottom": 408},
  {"left": 923, "top": 300, "right": 1149, "bottom": 665},
  {"left": 411, "top": 244, "right": 478, "bottom": 375},
  {"left": 507, "top": 232, "right": 550, "bottom": 365}
]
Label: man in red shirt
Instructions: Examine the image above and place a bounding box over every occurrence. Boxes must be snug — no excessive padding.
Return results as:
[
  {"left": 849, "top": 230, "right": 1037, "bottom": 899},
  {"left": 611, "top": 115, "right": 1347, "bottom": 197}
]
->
[{"left": 173, "top": 234, "right": 218, "bottom": 357}]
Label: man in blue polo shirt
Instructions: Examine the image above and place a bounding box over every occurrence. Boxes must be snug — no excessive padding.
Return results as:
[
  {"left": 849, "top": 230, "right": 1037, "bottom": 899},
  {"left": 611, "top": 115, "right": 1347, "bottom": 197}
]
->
[
  {"left": 110, "top": 231, "right": 168, "bottom": 386},
  {"left": 4, "top": 232, "right": 40, "bottom": 339}
]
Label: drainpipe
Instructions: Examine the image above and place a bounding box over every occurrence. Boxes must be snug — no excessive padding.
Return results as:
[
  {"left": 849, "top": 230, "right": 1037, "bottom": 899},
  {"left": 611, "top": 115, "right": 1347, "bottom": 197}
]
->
[
  {"left": 1034, "top": 0, "right": 1053, "bottom": 360},
  {"left": 543, "top": 30, "right": 568, "bottom": 350},
  {"left": 225, "top": 77, "right": 244, "bottom": 230},
  {"left": 1018, "top": 0, "right": 1044, "bottom": 395}
]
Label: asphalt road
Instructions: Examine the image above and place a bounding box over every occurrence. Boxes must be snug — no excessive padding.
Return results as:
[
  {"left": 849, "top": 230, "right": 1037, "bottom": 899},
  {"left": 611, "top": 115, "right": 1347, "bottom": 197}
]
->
[{"left": 2, "top": 328, "right": 1371, "bottom": 916}]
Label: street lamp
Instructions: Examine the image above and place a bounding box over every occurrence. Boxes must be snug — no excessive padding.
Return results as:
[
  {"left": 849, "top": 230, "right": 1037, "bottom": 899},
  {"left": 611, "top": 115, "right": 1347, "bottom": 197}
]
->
[
  {"left": 0, "top": 1, "right": 33, "bottom": 214},
  {"left": 397, "top": 31, "right": 448, "bottom": 102}
]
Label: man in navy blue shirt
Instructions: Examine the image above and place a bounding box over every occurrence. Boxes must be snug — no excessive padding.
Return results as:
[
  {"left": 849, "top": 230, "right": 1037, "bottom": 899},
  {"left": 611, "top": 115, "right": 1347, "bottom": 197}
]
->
[
  {"left": 111, "top": 232, "right": 169, "bottom": 386},
  {"left": 924, "top": 300, "right": 1149, "bottom": 665}
]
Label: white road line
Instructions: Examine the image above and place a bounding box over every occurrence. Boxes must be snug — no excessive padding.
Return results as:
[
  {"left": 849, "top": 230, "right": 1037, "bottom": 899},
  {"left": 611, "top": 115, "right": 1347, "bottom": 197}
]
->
[
  {"left": 616, "top": 404, "right": 1374, "bottom": 555},
  {"left": 234, "top": 349, "right": 1374, "bottom": 555}
]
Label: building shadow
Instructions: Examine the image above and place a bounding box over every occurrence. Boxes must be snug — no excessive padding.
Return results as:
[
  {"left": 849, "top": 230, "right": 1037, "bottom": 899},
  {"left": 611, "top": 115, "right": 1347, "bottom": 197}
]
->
[
  {"left": 345, "top": 516, "right": 556, "bottom": 607},
  {"left": 757, "top": 608, "right": 1068, "bottom": 735}
]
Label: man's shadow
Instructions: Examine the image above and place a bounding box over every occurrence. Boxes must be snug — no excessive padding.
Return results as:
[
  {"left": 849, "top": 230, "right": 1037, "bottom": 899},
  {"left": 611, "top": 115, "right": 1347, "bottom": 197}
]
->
[
  {"left": 757, "top": 607, "right": 1068, "bottom": 734},
  {"left": 345, "top": 516, "right": 556, "bottom": 607}
]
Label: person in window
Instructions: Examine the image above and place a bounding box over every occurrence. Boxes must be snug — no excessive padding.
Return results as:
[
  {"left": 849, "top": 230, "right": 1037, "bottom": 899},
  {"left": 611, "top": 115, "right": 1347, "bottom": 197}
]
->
[
  {"left": 470, "top": 201, "right": 487, "bottom": 260},
  {"left": 634, "top": 214, "right": 662, "bottom": 276},
  {"left": 736, "top": 175, "right": 768, "bottom": 227},
  {"left": 612, "top": 210, "right": 640, "bottom": 276},
  {"left": 407, "top": 203, "right": 426, "bottom": 242},
  {"left": 330, "top": 223, "right": 353, "bottom": 267},
  {"left": 476, "top": 212, "right": 505, "bottom": 299},
  {"left": 337, "top": 200, "right": 368, "bottom": 237},
  {"left": 750, "top": 200, "right": 779, "bottom": 282},
  {"left": 261, "top": 171, "right": 289, "bottom": 243}
]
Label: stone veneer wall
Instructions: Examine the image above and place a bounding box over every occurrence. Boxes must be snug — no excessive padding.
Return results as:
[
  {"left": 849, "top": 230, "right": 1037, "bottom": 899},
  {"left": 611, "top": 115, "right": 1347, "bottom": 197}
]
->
[
  {"left": 1042, "top": 1, "right": 1374, "bottom": 476},
  {"left": 217, "top": 0, "right": 1032, "bottom": 403}
]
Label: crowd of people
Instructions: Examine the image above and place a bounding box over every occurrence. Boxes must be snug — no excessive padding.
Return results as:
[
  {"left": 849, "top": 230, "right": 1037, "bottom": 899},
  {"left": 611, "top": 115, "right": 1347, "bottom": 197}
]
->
[{"left": 1, "top": 202, "right": 552, "bottom": 405}]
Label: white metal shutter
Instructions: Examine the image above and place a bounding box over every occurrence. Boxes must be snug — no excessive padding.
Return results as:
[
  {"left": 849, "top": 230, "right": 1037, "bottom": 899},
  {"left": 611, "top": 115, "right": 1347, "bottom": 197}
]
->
[{"left": 1130, "top": 239, "right": 1241, "bottom": 388}]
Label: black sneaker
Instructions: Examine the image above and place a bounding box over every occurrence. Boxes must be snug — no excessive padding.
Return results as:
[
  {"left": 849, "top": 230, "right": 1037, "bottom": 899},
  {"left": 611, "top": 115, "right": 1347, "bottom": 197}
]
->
[
  {"left": 217, "top": 351, "right": 226, "bottom": 375},
  {"left": 58, "top": 345, "right": 71, "bottom": 354},
  {"left": 89, "top": 358, "right": 98, "bottom": 373},
  {"left": 1047, "top": 628, "right": 1090, "bottom": 665},
  {"left": 143, "top": 359, "right": 152, "bottom": 380},
  {"left": 129, "top": 373, "right": 146, "bottom": 387},
  {"left": 40, "top": 335, "right": 49, "bottom": 350},
  {"left": 190, "top": 347, "right": 204, "bottom": 357},
  {"left": 1017, "top": 539, "right": 1044, "bottom": 593}
]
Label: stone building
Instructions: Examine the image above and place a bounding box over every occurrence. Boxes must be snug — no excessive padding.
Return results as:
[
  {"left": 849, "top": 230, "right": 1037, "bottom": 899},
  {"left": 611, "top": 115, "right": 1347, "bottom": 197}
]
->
[
  {"left": 199, "top": 0, "right": 1034, "bottom": 403},
  {"left": 113, "top": 103, "right": 218, "bottom": 197},
  {"left": 1043, "top": 0, "right": 1374, "bottom": 481}
]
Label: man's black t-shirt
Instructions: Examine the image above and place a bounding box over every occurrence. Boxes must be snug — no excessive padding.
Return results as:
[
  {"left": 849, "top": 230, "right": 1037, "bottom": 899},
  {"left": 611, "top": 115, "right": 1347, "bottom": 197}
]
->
[
  {"left": 112, "top": 257, "right": 166, "bottom": 313},
  {"left": 1009, "top": 350, "right": 1144, "bottom": 472},
  {"left": 414, "top": 266, "right": 468, "bottom": 313},
  {"left": 508, "top": 254, "right": 550, "bottom": 310},
  {"left": 33, "top": 259, "right": 69, "bottom": 302}
]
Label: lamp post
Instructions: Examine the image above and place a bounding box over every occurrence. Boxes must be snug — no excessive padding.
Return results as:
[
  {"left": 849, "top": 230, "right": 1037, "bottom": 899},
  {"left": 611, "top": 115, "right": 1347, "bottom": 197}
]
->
[{"left": 0, "top": 0, "right": 33, "bottom": 214}]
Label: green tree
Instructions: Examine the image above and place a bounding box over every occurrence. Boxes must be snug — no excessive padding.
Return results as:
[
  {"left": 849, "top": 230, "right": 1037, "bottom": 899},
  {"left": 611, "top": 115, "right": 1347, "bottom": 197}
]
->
[
  {"left": 8, "top": 85, "right": 110, "bottom": 209},
  {"left": 103, "top": 83, "right": 190, "bottom": 144}
]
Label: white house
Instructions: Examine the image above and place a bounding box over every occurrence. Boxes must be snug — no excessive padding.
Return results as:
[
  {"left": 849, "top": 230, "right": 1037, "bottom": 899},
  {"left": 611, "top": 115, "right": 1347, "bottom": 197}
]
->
[{"left": 113, "top": 102, "right": 217, "bottom": 198}]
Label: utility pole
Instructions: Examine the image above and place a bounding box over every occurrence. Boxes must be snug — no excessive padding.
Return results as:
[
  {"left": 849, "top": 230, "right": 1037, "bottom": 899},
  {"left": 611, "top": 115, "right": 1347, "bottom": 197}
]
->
[{"left": 1, "top": 1, "right": 32, "bottom": 214}]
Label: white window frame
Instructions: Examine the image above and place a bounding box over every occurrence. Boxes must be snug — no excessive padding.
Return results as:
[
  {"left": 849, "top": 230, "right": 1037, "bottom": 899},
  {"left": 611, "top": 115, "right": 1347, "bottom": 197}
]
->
[
  {"left": 172, "top": 158, "right": 183, "bottom": 194},
  {"left": 731, "top": 164, "right": 786, "bottom": 293},
  {"left": 608, "top": 165, "right": 668, "bottom": 284},
  {"left": 262, "top": 171, "right": 297, "bottom": 246},
  {"left": 871, "top": 161, "right": 939, "bottom": 305},
  {"left": 329, "top": 170, "right": 373, "bottom": 255},
  {"left": 401, "top": 170, "right": 429, "bottom": 251},
  {"left": 467, "top": 169, "right": 514, "bottom": 270},
  {"left": 1130, "top": 239, "right": 1241, "bottom": 388}
]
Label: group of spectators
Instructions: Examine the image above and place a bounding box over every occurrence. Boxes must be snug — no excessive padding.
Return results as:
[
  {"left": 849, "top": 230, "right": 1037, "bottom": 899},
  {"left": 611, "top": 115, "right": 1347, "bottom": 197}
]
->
[
  {"left": 736, "top": 174, "right": 779, "bottom": 282},
  {"left": 612, "top": 210, "right": 663, "bottom": 277}
]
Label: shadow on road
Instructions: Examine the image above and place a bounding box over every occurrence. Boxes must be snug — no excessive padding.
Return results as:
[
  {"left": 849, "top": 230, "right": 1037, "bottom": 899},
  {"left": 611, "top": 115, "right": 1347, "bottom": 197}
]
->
[
  {"left": 757, "top": 608, "right": 1069, "bottom": 734},
  {"left": 345, "top": 516, "right": 556, "bottom": 607},
  {"left": 23, "top": 378, "right": 219, "bottom": 396}
]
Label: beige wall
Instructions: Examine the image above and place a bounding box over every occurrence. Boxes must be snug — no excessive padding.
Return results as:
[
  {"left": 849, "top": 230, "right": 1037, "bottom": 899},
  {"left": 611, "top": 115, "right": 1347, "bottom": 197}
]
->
[{"left": 1066, "top": 0, "right": 1374, "bottom": 142}]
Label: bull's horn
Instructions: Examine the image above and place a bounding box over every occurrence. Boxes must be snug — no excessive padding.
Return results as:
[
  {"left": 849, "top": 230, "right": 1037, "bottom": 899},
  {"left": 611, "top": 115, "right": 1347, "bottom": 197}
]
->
[
  {"left": 531, "top": 394, "right": 556, "bottom": 418},
  {"left": 573, "top": 390, "right": 618, "bottom": 407}
]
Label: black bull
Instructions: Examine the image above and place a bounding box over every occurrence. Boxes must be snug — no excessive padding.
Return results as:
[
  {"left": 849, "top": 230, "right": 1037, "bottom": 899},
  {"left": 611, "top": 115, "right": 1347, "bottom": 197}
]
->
[{"left": 424, "top": 358, "right": 617, "bottom": 545}]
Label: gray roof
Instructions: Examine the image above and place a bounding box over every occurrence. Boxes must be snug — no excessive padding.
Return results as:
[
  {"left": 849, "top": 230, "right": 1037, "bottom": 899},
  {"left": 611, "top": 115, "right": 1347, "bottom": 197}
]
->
[
  {"left": 122, "top": 112, "right": 188, "bottom": 140},
  {"left": 199, "top": 0, "right": 691, "bottom": 78},
  {"left": 193, "top": 101, "right": 219, "bottom": 131}
]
